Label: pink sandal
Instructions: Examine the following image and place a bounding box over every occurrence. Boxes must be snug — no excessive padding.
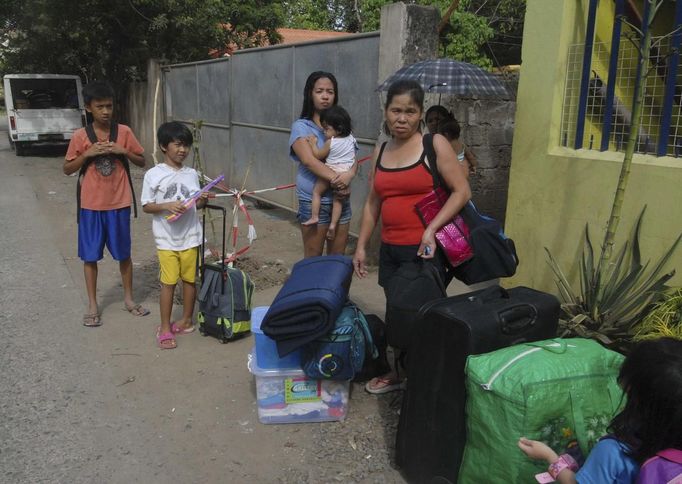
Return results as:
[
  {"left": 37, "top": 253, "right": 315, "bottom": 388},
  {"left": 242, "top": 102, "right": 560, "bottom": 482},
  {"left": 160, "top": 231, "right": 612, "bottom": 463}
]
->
[
  {"left": 156, "top": 330, "right": 177, "bottom": 349},
  {"left": 365, "top": 376, "right": 406, "bottom": 394},
  {"left": 170, "top": 322, "right": 195, "bottom": 335}
]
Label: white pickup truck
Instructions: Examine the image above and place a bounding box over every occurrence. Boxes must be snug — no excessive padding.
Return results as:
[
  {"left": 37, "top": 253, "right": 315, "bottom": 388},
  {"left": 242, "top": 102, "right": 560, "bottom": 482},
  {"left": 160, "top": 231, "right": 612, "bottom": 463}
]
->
[{"left": 3, "top": 74, "right": 86, "bottom": 156}]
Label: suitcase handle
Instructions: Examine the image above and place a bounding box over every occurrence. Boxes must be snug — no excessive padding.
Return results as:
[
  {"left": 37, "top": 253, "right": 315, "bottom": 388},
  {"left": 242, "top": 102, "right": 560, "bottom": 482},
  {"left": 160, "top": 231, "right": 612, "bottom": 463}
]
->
[{"left": 498, "top": 304, "right": 537, "bottom": 334}]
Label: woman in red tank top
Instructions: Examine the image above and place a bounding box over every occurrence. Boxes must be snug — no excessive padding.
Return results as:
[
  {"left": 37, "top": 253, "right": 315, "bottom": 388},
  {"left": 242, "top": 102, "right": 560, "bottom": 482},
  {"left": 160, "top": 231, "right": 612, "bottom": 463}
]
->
[{"left": 352, "top": 80, "right": 471, "bottom": 393}]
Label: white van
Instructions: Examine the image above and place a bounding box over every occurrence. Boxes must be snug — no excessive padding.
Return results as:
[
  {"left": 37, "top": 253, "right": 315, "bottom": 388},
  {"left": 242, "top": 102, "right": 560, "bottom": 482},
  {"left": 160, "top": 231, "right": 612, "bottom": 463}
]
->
[{"left": 3, "top": 74, "right": 86, "bottom": 156}]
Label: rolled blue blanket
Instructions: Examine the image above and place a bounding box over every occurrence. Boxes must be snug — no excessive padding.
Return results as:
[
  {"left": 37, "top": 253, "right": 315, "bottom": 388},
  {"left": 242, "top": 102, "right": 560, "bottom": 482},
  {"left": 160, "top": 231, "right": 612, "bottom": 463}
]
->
[{"left": 262, "top": 255, "right": 353, "bottom": 356}]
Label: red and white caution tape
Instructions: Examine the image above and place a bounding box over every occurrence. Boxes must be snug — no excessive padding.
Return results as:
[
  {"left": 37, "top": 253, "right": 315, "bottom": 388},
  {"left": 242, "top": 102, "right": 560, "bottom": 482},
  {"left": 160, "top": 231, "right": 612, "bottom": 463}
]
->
[{"left": 200, "top": 155, "right": 372, "bottom": 263}]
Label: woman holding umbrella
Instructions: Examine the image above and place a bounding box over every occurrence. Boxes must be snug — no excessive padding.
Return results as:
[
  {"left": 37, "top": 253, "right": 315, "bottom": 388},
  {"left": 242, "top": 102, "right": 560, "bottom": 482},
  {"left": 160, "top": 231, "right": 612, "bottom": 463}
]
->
[
  {"left": 289, "top": 71, "right": 357, "bottom": 257},
  {"left": 353, "top": 80, "right": 471, "bottom": 393}
]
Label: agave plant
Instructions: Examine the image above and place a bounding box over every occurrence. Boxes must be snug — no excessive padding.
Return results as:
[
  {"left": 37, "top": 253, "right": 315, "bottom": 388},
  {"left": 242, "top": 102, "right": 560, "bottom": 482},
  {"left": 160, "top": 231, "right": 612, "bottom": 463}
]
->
[
  {"left": 545, "top": 207, "right": 681, "bottom": 347},
  {"left": 544, "top": 1, "right": 682, "bottom": 350},
  {"left": 633, "top": 288, "right": 682, "bottom": 341}
]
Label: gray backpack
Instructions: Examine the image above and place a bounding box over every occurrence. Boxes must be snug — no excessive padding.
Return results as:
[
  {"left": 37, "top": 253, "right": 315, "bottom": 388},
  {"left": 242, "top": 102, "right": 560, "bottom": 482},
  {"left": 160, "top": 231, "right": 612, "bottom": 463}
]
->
[{"left": 197, "top": 264, "right": 254, "bottom": 343}]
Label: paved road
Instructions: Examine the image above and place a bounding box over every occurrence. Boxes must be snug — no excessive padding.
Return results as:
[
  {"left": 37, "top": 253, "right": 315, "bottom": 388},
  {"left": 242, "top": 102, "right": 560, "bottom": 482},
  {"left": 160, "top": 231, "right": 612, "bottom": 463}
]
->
[
  {"left": 0, "top": 129, "right": 412, "bottom": 483},
  {"left": 0, "top": 136, "right": 124, "bottom": 481}
]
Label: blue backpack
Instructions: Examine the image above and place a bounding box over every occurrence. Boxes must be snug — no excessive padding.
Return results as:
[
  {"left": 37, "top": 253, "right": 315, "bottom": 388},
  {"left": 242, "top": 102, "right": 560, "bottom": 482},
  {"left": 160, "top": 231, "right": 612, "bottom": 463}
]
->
[{"left": 302, "top": 302, "right": 378, "bottom": 381}]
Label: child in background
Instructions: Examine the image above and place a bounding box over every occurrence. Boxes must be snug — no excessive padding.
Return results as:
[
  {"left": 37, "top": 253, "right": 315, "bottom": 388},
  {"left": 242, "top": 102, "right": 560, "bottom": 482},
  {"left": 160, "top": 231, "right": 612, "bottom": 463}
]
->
[
  {"left": 518, "top": 337, "right": 682, "bottom": 483},
  {"left": 439, "top": 119, "right": 477, "bottom": 178},
  {"left": 63, "top": 81, "right": 148, "bottom": 327},
  {"left": 141, "top": 122, "right": 209, "bottom": 349},
  {"left": 303, "top": 105, "right": 358, "bottom": 241}
]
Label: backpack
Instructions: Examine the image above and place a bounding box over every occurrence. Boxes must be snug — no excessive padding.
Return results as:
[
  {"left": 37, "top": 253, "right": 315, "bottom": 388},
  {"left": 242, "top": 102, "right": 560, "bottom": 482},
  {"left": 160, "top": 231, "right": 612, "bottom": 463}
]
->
[
  {"left": 385, "top": 259, "right": 447, "bottom": 350},
  {"left": 78, "top": 122, "right": 137, "bottom": 223},
  {"left": 351, "top": 313, "right": 391, "bottom": 382},
  {"left": 636, "top": 449, "right": 682, "bottom": 484},
  {"left": 302, "top": 302, "right": 378, "bottom": 381},
  {"left": 197, "top": 263, "right": 254, "bottom": 343}
]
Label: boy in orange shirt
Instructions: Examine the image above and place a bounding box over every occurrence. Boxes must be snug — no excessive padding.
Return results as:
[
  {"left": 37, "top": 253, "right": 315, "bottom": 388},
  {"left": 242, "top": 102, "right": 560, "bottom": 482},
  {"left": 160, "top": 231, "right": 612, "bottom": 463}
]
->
[{"left": 63, "top": 81, "right": 149, "bottom": 327}]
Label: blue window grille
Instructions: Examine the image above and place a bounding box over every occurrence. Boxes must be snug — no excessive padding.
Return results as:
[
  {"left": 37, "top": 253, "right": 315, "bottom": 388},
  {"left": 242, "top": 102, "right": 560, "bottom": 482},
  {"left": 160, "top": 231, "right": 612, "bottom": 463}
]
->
[{"left": 560, "top": 0, "right": 682, "bottom": 157}]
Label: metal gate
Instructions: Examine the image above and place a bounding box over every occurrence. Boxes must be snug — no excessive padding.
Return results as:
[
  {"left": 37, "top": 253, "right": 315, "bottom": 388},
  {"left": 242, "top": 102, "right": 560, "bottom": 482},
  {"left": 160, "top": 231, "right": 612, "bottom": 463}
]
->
[{"left": 162, "top": 33, "right": 382, "bottom": 234}]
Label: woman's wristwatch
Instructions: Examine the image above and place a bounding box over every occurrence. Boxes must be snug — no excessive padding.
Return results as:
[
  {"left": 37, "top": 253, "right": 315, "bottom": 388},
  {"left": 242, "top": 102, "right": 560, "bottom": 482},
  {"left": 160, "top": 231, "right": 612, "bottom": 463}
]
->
[{"left": 534, "top": 454, "right": 579, "bottom": 483}]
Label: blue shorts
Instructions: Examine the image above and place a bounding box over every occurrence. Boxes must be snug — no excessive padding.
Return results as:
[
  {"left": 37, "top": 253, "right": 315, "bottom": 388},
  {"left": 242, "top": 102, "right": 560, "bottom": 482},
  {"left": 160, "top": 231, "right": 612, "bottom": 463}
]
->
[
  {"left": 78, "top": 207, "right": 131, "bottom": 262},
  {"left": 297, "top": 198, "right": 352, "bottom": 225}
]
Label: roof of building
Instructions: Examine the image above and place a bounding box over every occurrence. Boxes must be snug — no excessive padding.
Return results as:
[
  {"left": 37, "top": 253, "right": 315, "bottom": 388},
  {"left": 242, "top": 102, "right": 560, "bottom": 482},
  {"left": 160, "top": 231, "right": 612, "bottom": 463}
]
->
[
  {"left": 277, "top": 28, "right": 353, "bottom": 45},
  {"left": 211, "top": 27, "right": 355, "bottom": 58}
]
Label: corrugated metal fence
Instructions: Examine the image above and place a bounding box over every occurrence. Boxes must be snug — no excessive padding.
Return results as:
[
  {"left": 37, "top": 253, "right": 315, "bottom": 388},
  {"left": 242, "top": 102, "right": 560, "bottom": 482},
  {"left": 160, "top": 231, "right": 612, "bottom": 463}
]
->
[{"left": 162, "top": 33, "right": 382, "bottom": 233}]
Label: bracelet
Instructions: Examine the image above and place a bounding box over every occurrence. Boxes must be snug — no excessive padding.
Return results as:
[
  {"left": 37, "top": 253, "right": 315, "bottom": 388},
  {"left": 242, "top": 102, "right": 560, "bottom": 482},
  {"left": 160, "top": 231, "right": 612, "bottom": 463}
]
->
[
  {"left": 534, "top": 454, "right": 579, "bottom": 483},
  {"left": 550, "top": 454, "right": 579, "bottom": 479}
]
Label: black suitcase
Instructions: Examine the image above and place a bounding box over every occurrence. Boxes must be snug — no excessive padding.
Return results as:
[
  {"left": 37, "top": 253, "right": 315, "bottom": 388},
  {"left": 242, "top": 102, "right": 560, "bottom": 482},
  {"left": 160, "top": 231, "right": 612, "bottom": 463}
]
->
[{"left": 395, "top": 285, "right": 560, "bottom": 484}]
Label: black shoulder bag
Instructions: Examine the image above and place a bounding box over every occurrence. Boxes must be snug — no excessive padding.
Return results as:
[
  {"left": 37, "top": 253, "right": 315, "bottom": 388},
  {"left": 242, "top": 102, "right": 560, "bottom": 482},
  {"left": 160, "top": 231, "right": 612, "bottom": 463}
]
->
[{"left": 422, "top": 133, "right": 519, "bottom": 284}]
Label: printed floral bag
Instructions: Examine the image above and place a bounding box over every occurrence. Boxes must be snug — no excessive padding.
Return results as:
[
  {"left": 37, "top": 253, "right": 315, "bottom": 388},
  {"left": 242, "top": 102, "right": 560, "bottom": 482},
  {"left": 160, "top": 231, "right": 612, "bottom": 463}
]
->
[{"left": 458, "top": 339, "right": 624, "bottom": 484}]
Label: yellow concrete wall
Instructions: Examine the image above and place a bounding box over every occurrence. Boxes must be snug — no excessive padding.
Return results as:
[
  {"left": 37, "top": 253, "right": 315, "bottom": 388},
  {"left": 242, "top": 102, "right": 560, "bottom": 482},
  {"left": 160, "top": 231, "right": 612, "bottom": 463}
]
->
[{"left": 504, "top": 0, "right": 682, "bottom": 294}]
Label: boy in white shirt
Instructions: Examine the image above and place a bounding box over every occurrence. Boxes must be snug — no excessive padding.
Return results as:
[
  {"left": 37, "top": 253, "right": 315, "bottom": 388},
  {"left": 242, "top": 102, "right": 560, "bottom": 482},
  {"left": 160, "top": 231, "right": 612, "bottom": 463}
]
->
[{"left": 141, "top": 122, "right": 209, "bottom": 349}]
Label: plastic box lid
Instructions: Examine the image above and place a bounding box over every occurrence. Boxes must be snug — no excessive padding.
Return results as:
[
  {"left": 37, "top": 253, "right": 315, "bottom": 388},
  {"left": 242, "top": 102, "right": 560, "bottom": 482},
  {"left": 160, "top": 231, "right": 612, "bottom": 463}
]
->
[{"left": 247, "top": 349, "right": 304, "bottom": 377}]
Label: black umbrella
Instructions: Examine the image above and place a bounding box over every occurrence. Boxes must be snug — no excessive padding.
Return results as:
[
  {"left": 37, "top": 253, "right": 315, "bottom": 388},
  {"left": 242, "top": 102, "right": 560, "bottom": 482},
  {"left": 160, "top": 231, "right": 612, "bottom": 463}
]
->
[{"left": 377, "top": 58, "right": 509, "bottom": 98}]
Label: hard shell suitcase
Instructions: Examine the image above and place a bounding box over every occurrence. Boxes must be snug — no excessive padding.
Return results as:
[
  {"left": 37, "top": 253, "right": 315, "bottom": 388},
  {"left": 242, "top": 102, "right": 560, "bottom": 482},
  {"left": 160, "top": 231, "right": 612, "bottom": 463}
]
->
[{"left": 394, "top": 285, "right": 560, "bottom": 484}]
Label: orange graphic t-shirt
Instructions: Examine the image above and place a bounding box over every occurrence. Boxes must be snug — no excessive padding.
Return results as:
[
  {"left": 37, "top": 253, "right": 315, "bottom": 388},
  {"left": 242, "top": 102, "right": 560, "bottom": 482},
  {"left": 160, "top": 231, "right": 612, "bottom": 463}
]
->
[{"left": 66, "top": 124, "right": 144, "bottom": 211}]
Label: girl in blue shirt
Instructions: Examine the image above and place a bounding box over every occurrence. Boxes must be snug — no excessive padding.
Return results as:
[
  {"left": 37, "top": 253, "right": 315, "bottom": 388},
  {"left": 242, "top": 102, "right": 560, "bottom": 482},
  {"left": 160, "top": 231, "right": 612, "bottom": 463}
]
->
[{"left": 519, "top": 337, "right": 682, "bottom": 483}]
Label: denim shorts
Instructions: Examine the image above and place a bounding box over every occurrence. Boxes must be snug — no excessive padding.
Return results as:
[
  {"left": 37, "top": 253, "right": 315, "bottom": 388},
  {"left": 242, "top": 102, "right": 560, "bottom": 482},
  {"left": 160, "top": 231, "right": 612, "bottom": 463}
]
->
[{"left": 297, "top": 198, "right": 352, "bottom": 225}]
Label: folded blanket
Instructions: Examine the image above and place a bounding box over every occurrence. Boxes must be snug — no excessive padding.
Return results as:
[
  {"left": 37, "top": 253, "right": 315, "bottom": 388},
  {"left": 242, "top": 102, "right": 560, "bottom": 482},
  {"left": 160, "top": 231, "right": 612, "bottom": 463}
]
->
[{"left": 262, "top": 255, "right": 353, "bottom": 356}]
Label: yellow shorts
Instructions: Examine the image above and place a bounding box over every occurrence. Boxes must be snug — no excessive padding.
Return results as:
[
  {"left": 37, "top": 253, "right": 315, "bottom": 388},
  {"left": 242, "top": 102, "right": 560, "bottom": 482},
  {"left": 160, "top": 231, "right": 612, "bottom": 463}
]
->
[{"left": 158, "top": 247, "right": 199, "bottom": 285}]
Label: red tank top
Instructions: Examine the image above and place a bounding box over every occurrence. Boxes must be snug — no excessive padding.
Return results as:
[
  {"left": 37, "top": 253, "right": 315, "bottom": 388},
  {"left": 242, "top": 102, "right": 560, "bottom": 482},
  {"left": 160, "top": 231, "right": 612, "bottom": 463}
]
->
[{"left": 374, "top": 142, "right": 433, "bottom": 245}]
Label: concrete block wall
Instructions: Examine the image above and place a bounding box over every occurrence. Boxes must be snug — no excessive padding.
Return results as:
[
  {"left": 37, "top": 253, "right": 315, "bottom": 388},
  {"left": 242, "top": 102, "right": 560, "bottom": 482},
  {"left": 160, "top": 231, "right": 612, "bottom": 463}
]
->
[{"left": 428, "top": 93, "right": 517, "bottom": 225}]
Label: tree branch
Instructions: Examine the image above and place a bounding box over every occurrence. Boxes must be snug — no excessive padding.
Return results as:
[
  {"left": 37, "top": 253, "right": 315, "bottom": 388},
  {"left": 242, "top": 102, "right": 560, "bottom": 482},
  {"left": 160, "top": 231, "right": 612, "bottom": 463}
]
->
[
  {"left": 127, "top": 0, "right": 153, "bottom": 23},
  {"left": 438, "top": 0, "right": 460, "bottom": 34}
]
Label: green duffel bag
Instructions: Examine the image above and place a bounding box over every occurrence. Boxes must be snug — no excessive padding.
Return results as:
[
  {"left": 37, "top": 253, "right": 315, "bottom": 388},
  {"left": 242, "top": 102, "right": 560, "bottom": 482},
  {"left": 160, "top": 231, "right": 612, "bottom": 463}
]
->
[{"left": 458, "top": 338, "right": 624, "bottom": 484}]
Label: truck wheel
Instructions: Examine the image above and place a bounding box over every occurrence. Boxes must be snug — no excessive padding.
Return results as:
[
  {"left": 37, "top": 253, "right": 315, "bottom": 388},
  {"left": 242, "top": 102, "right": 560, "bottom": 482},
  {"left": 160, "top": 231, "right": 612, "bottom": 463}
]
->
[{"left": 15, "top": 142, "right": 27, "bottom": 156}]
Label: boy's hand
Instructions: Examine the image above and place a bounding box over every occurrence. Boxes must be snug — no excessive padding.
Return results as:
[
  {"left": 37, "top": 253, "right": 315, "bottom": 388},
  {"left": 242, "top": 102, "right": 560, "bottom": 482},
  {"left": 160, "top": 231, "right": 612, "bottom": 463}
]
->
[
  {"left": 196, "top": 191, "right": 212, "bottom": 208},
  {"left": 107, "top": 142, "right": 128, "bottom": 156},
  {"left": 166, "top": 200, "right": 187, "bottom": 215},
  {"left": 306, "top": 135, "right": 318, "bottom": 145},
  {"left": 84, "top": 142, "right": 110, "bottom": 158}
]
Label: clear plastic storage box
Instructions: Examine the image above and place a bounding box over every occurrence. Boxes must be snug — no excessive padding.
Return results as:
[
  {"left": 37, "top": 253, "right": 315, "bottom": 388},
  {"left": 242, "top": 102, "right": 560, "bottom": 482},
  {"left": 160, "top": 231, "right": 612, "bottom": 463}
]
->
[{"left": 247, "top": 349, "right": 349, "bottom": 424}]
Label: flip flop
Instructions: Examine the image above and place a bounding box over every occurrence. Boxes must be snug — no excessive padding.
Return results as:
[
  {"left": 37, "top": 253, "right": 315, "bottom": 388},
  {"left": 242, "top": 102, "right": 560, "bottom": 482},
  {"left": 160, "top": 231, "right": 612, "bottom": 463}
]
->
[
  {"left": 83, "top": 313, "right": 102, "bottom": 327},
  {"left": 124, "top": 303, "right": 151, "bottom": 317},
  {"left": 156, "top": 329, "right": 177, "bottom": 350},
  {"left": 365, "top": 376, "right": 406, "bottom": 394},
  {"left": 170, "top": 322, "right": 196, "bottom": 335}
]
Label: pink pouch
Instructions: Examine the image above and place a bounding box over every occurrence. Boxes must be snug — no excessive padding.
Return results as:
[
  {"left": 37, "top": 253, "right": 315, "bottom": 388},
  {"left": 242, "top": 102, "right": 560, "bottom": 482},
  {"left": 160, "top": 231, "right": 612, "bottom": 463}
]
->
[{"left": 415, "top": 186, "right": 473, "bottom": 267}]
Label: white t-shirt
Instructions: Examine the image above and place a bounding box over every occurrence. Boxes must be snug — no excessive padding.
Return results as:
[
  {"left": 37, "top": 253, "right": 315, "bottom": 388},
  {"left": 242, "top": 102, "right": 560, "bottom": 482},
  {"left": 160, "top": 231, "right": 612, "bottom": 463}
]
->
[
  {"left": 326, "top": 135, "right": 357, "bottom": 173},
  {"left": 141, "top": 163, "right": 203, "bottom": 251}
]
